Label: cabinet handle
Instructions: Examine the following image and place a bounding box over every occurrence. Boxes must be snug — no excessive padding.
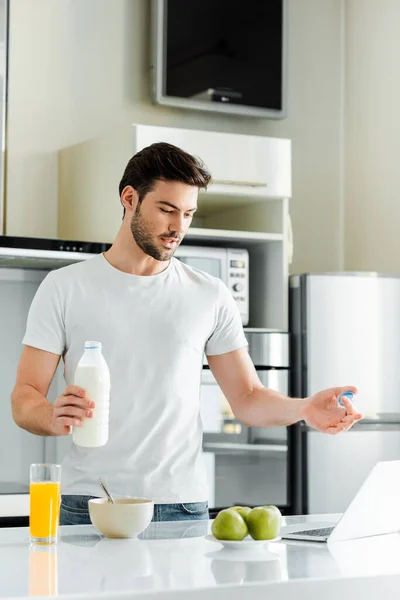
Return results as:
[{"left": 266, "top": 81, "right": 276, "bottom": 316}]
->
[
  {"left": 212, "top": 180, "right": 268, "bottom": 188},
  {"left": 203, "top": 442, "right": 287, "bottom": 454},
  {"left": 287, "top": 213, "right": 294, "bottom": 265}
]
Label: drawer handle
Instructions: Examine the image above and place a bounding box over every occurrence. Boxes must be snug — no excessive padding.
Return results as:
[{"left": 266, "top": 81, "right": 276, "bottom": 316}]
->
[
  {"left": 212, "top": 180, "right": 268, "bottom": 188},
  {"left": 203, "top": 442, "right": 287, "bottom": 454}
]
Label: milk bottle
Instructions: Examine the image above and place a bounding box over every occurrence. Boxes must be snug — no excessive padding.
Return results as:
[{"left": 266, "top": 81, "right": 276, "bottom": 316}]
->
[{"left": 72, "top": 341, "right": 110, "bottom": 447}]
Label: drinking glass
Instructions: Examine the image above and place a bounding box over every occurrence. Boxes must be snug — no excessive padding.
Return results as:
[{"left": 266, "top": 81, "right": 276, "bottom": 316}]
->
[{"left": 29, "top": 464, "right": 61, "bottom": 544}]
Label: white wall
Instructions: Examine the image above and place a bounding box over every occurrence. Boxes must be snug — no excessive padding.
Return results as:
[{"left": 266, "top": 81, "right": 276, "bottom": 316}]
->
[
  {"left": 6, "top": 0, "right": 343, "bottom": 274},
  {"left": 344, "top": 0, "right": 400, "bottom": 272}
]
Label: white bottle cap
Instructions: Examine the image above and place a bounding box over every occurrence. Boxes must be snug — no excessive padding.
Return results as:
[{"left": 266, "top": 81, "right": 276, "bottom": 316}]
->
[{"left": 84, "top": 341, "right": 102, "bottom": 350}]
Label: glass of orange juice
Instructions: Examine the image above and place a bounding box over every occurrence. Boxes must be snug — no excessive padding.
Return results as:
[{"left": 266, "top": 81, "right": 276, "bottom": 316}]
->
[{"left": 30, "top": 464, "right": 61, "bottom": 544}]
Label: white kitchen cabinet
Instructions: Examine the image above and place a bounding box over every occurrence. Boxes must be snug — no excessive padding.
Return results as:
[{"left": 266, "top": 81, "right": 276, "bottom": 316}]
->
[{"left": 133, "top": 125, "right": 291, "bottom": 202}]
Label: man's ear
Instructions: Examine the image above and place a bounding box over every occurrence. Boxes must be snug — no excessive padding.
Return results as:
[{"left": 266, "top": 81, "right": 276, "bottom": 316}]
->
[{"left": 120, "top": 186, "right": 139, "bottom": 215}]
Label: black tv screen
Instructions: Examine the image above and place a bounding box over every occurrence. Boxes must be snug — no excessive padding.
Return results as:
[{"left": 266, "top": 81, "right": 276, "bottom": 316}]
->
[{"left": 151, "top": 0, "right": 287, "bottom": 119}]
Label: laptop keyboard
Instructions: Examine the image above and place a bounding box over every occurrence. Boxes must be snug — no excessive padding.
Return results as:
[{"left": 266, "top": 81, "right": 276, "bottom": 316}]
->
[{"left": 290, "top": 526, "right": 334, "bottom": 537}]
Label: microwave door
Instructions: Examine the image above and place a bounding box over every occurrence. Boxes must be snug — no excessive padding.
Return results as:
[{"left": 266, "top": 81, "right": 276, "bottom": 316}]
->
[
  {"left": 174, "top": 246, "right": 226, "bottom": 279},
  {"left": 177, "top": 256, "right": 222, "bottom": 278}
]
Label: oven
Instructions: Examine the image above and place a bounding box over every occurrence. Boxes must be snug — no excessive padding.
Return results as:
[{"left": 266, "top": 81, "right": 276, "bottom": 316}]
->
[{"left": 200, "top": 332, "right": 290, "bottom": 512}]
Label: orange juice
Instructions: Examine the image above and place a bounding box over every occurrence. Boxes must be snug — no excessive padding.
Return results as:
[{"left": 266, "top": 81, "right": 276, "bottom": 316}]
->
[{"left": 29, "top": 482, "right": 61, "bottom": 541}]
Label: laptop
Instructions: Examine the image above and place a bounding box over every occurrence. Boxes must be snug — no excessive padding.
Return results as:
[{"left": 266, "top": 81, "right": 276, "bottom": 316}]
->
[{"left": 282, "top": 460, "right": 400, "bottom": 543}]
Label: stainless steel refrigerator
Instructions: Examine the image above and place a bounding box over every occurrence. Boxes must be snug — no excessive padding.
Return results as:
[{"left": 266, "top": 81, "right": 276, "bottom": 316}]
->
[
  {"left": 290, "top": 273, "right": 400, "bottom": 514},
  {"left": 0, "top": 268, "right": 72, "bottom": 492}
]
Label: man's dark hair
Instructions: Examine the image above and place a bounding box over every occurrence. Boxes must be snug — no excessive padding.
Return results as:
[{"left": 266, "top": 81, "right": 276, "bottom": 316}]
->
[{"left": 119, "top": 142, "right": 212, "bottom": 216}]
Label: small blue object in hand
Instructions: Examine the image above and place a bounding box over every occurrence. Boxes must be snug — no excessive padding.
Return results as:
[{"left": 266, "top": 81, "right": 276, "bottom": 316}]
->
[{"left": 337, "top": 391, "right": 354, "bottom": 407}]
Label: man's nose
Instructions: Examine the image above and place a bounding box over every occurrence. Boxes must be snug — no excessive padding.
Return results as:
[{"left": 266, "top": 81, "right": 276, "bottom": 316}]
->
[{"left": 169, "top": 213, "right": 186, "bottom": 234}]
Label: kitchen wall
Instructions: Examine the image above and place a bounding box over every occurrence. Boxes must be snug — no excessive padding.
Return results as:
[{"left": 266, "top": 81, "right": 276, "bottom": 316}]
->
[
  {"left": 344, "top": 0, "right": 400, "bottom": 273},
  {"left": 5, "top": 0, "right": 343, "bottom": 275}
]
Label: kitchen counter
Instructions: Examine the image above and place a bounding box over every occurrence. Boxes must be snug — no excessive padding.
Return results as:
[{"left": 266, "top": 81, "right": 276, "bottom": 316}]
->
[{"left": 1, "top": 515, "right": 400, "bottom": 600}]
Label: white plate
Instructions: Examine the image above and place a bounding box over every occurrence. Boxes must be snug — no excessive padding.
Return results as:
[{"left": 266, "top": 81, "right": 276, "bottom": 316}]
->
[
  {"left": 205, "top": 534, "right": 281, "bottom": 550},
  {"left": 205, "top": 549, "right": 280, "bottom": 562}
]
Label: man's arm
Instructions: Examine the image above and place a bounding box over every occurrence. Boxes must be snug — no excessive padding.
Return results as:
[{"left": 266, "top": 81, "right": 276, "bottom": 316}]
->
[
  {"left": 207, "top": 347, "right": 363, "bottom": 434},
  {"left": 11, "top": 345, "right": 93, "bottom": 436}
]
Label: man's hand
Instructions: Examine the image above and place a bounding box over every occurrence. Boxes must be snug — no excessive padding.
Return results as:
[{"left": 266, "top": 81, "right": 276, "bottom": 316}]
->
[
  {"left": 51, "top": 386, "right": 94, "bottom": 436},
  {"left": 300, "top": 386, "right": 363, "bottom": 434},
  {"left": 208, "top": 348, "right": 363, "bottom": 432}
]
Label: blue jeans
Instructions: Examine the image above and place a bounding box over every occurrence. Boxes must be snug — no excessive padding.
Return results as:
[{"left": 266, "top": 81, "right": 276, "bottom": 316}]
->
[{"left": 60, "top": 495, "right": 209, "bottom": 526}]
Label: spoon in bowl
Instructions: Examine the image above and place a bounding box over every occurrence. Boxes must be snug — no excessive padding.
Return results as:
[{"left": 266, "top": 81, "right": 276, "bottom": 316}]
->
[{"left": 98, "top": 477, "right": 115, "bottom": 504}]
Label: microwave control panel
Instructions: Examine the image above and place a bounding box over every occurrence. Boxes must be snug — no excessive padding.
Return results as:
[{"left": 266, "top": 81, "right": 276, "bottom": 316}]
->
[{"left": 227, "top": 249, "right": 249, "bottom": 326}]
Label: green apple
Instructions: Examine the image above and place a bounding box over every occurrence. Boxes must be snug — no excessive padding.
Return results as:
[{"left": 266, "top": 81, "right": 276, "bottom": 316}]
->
[
  {"left": 246, "top": 505, "right": 282, "bottom": 540},
  {"left": 211, "top": 508, "right": 248, "bottom": 541},
  {"left": 230, "top": 506, "right": 252, "bottom": 521}
]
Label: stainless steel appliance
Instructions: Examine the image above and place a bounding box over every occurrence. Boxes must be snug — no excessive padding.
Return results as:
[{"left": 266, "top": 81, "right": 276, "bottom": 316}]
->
[
  {"left": 290, "top": 273, "right": 400, "bottom": 514},
  {"left": 200, "top": 331, "right": 291, "bottom": 511},
  {"left": 0, "top": 268, "right": 73, "bottom": 500},
  {"left": 0, "top": 236, "right": 110, "bottom": 269},
  {"left": 174, "top": 245, "right": 250, "bottom": 325},
  {"left": 0, "top": 238, "right": 110, "bottom": 525}
]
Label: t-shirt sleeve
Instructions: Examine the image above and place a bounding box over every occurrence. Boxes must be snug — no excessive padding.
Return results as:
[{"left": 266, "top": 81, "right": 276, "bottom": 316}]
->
[
  {"left": 22, "top": 273, "right": 65, "bottom": 355},
  {"left": 205, "top": 280, "right": 248, "bottom": 356}
]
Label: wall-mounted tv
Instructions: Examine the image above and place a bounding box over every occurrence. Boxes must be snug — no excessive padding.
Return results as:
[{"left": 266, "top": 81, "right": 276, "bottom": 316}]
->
[{"left": 151, "top": 0, "right": 287, "bottom": 119}]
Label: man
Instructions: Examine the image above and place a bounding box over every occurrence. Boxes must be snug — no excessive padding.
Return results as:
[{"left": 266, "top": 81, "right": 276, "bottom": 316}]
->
[{"left": 11, "top": 142, "right": 363, "bottom": 525}]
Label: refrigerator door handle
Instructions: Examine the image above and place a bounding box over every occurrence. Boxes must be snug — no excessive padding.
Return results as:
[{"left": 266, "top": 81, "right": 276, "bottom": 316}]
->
[
  {"left": 203, "top": 442, "right": 288, "bottom": 455},
  {"left": 302, "top": 420, "right": 400, "bottom": 432}
]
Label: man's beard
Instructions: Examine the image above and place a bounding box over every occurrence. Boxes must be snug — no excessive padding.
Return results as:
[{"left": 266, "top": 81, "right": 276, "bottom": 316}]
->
[{"left": 130, "top": 205, "right": 181, "bottom": 262}]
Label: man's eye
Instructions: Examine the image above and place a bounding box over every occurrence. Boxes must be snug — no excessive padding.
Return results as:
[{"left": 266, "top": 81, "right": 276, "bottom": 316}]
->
[{"left": 160, "top": 208, "right": 173, "bottom": 214}]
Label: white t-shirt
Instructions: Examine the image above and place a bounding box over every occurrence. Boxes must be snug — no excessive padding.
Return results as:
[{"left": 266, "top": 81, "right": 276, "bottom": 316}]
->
[{"left": 22, "top": 254, "right": 248, "bottom": 503}]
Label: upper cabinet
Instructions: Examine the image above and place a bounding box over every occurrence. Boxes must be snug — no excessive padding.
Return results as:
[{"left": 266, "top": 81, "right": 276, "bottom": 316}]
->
[{"left": 133, "top": 125, "right": 291, "bottom": 203}]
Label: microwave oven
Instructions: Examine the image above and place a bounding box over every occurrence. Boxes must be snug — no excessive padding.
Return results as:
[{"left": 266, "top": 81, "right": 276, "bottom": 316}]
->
[{"left": 174, "top": 246, "right": 249, "bottom": 325}]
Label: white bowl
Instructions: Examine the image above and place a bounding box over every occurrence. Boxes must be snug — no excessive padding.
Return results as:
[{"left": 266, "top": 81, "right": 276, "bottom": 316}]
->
[{"left": 89, "top": 498, "right": 154, "bottom": 539}]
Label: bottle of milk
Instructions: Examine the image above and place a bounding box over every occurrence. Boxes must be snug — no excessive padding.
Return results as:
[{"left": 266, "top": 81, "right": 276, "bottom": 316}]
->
[{"left": 72, "top": 341, "right": 110, "bottom": 448}]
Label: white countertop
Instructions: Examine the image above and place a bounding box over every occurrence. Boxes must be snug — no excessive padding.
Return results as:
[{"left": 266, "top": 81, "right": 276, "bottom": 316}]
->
[{"left": 1, "top": 515, "right": 400, "bottom": 600}]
